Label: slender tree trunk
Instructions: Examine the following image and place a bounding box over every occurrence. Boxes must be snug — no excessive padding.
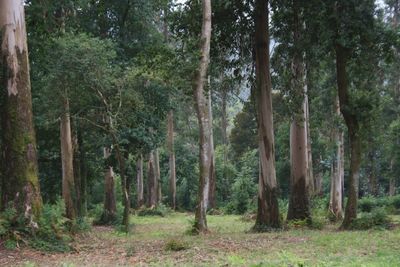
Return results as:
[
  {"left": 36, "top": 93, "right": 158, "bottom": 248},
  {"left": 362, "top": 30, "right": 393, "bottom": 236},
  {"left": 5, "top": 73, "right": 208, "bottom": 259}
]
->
[
  {"left": 287, "top": 0, "right": 311, "bottom": 222},
  {"left": 154, "top": 149, "right": 162, "bottom": 204},
  {"left": 221, "top": 88, "right": 228, "bottom": 146},
  {"left": 208, "top": 90, "right": 216, "bottom": 210},
  {"left": 136, "top": 154, "right": 144, "bottom": 207},
  {"left": 253, "top": 0, "right": 280, "bottom": 231},
  {"left": 101, "top": 147, "right": 116, "bottom": 223},
  {"left": 389, "top": 160, "right": 396, "bottom": 196},
  {"left": 368, "top": 146, "right": 378, "bottom": 196},
  {"left": 73, "top": 127, "right": 82, "bottom": 217},
  {"left": 193, "top": 0, "right": 212, "bottom": 233},
  {"left": 305, "top": 81, "right": 314, "bottom": 195},
  {"left": 336, "top": 45, "right": 362, "bottom": 229},
  {"left": 329, "top": 97, "right": 344, "bottom": 220},
  {"left": 147, "top": 152, "right": 157, "bottom": 208},
  {"left": 112, "top": 137, "right": 130, "bottom": 232},
  {"left": 60, "top": 97, "right": 77, "bottom": 220},
  {"left": 0, "top": 0, "right": 42, "bottom": 226},
  {"left": 78, "top": 129, "right": 87, "bottom": 216},
  {"left": 167, "top": 111, "right": 177, "bottom": 209}
]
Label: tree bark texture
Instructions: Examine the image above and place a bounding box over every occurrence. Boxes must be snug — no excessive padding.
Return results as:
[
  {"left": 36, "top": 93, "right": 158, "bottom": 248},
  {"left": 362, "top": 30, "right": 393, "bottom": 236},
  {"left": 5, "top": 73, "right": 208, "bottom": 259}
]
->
[
  {"left": 193, "top": 0, "right": 212, "bottom": 233},
  {"left": 336, "top": 44, "right": 362, "bottom": 229},
  {"left": 60, "top": 97, "right": 77, "bottom": 220},
  {"left": 0, "top": 0, "right": 42, "bottom": 227},
  {"left": 147, "top": 152, "right": 158, "bottom": 208},
  {"left": 253, "top": 0, "right": 281, "bottom": 231},
  {"left": 101, "top": 147, "right": 116, "bottom": 223},
  {"left": 208, "top": 90, "right": 216, "bottom": 210},
  {"left": 329, "top": 97, "right": 344, "bottom": 220},
  {"left": 154, "top": 149, "right": 162, "bottom": 203},
  {"left": 167, "top": 111, "right": 177, "bottom": 209},
  {"left": 287, "top": 0, "right": 311, "bottom": 222},
  {"left": 136, "top": 154, "right": 144, "bottom": 207}
]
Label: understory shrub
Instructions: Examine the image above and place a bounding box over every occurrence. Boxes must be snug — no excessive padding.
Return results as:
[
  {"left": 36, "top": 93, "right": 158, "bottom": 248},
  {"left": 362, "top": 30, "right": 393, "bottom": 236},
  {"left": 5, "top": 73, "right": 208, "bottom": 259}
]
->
[
  {"left": 350, "top": 208, "right": 391, "bottom": 230},
  {"left": 137, "top": 203, "right": 171, "bottom": 217},
  {"left": 0, "top": 199, "right": 73, "bottom": 252}
]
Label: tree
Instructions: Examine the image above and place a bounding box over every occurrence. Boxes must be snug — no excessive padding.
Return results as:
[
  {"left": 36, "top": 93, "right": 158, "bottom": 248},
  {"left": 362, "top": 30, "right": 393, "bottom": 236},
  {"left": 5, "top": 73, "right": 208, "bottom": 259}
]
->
[
  {"left": 100, "top": 147, "right": 117, "bottom": 223},
  {"left": 193, "top": 0, "right": 212, "bottom": 233},
  {"left": 253, "top": 0, "right": 281, "bottom": 231},
  {"left": 329, "top": 96, "right": 344, "bottom": 220},
  {"left": 167, "top": 111, "right": 177, "bottom": 209},
  {"left": 287, "top": 0, "right": 311, "bottom": 222},
  {"left": 0, "top": 0, "right": 43, "bottom": 226},
  {"left": 137, "top": 154, "right": 145, "bottom": 207}
]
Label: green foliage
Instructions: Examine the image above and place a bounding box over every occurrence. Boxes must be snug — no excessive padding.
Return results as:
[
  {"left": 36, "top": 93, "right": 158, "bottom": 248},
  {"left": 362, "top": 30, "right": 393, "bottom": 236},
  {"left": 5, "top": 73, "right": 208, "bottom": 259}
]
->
[
  {"left": 359, "top": 197, "right": 378, "bottom": 212},
  {"left": 349, "top": 208, "right": 392, "bottom": 230},
  {"left": 164, "top": 239, "right": 189, "bottom": 251},
  {"left": 137, "top": 204, "right": 172, "bottom": 217}
]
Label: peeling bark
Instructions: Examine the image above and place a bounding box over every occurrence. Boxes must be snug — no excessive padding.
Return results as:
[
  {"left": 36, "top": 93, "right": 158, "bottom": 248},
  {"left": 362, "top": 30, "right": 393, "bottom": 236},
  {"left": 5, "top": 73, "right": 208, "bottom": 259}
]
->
[
  {"left": 253, "top": 0, "right": 280, "bottom": 231},
  {"left": 0, "top": 0, "right": 43, "bottom": 227},
  {"left": 193, "top": 0, "right": 212, "bottom": 233},
  {"left": 329, "top": 96, "right": 344, "bottom": 220}
]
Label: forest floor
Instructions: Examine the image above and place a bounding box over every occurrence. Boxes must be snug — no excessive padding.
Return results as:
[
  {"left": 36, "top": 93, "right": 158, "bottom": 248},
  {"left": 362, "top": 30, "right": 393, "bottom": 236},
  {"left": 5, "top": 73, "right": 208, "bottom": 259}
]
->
[{"left": 1, "top": 213, "right": 400, "bottom": 266}]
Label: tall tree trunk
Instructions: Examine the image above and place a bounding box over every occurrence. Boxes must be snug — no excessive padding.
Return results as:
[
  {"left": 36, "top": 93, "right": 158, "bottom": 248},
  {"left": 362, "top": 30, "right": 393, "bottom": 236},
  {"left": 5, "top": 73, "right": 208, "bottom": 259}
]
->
[
  {"left": 154, "top": 149, "right": 162, "bottom": 204},
  {"left": 208, "top": 90, "right": 216, "bottom": 210},
  {"left": 193, "top": 0, "right": 212, "bottom": 233},
  {"left": 136, "top": 154, "right": 144, "bottom": 207},
  {"left": 0, "top": 0, "right": 42, "bottom": 227},
  {"left": 112, "top": 137, "right": 130, "bottom": 232},
  {"left": 78, "top": 129, "right": 87, "bottom": 216},
  {"left": 253, "top": 0, "right": 280, "bottom": 231},
  {"left": 336, "top": 45, "right": 362, "bottom": 229},
  {"left": 287, "top": 0, "right": 311, "bottom": 222},
  {"left": 101, "top": 147, "right": 116, "bottom": 223},
  {"left": 167, "top": 111, "right": 177, "bottom": 210},
  {"left": 73, "top": 127, "right": 82, "bottom": 217},
  {"left": 329, "top": 96, "right": 344, "bottom": 220},
  {"left": 305, "top": 81, "right": 314, "bottom": 195},
  {"left": 60, "top": 97, "right": 77, "bottom": 220},
  {"left": 368, "top": 145, "right": 378, "bottom": 196},
  {"left": 389, "top": 160, "right": 396, "bottom": 196},
  {"left": 147, "top": 152, "right": 157, "bottom": 208},
  {"left": 221, "top": 87, "right": 228, "bottom": 146}
]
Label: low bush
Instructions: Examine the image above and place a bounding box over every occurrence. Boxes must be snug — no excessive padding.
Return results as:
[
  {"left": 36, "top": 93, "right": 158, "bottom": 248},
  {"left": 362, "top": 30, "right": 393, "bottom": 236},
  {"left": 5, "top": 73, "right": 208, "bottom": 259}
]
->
[
  {"left": 391, "top": 195, "right": 400, "bottom": 210},
  {"left": 350, "top": 208, "right": 391, "bottom": 230},
  {"left": 137, "top": 203, "right": 171, "bottom": 217},
  {"left": 358, "top": 197, "right": 377, "bottom": 213}
]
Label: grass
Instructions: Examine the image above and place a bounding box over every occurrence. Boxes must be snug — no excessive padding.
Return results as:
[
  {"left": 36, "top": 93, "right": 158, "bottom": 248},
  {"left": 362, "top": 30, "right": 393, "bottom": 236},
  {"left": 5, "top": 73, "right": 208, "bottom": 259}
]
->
[{"left": 2, "top": 213, "right": 400, "bottom": 266}]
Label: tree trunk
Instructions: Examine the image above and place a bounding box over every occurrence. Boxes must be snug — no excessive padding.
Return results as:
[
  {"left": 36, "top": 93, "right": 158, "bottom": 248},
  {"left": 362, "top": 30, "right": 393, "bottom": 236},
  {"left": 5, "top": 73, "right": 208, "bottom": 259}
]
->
[
  {"left": 147, "top": 152, "right": 157, "bottom": 208},
  {"left": 336, "top": 45, "right": 362, "bottom": 229},
  {"left": 287, "top": 0, "right": 311, "bottom": 222},
  {"left": 193, "top": 0, "right": 212, "bottom": 233},
  {"left": 368, "top": 146, "right": 378, "bottom": 196},
  {"left": 112, "top": 137, "right": 130, "bottom": 232},
  {"left": 60, "top": 97, "right": 77, "bottom": 220},
  {"left": 305, "top": 81, "right": 314, "bottom": 195},
  {"left": 208, "top": 90, "right": 216, "bottom": 210},
  {"left": 253, "top": 0, "right": 281, "bottom": 231},
  {"left": 72, "top": 127, "right": 82, "bottom": 217},
  {"left": 136, "top": 154, "right": 144, "bottom": 208},
  {"left": 0, "top": 0, "right": 42, "bottom": 227},
  {"left": 329, "top": 97, "right": 344, "bottom": 220},
  {"left": 154, "top": 149, "right": 162, "bottom": 204},
  {"left": 167, "top": 111, "right": 176, "bottom": 210},
  {"left": 101, "top": 147, "right": 116, "bottom": 223},
  {"left": 389, "top": 160, "right": 396, "bottom": 196},
  {"left": 78, "top": 129, "right": 87, "bottom": 216},
  {"left": 221, "top": 87, "right": 228, "bottom": 146}
]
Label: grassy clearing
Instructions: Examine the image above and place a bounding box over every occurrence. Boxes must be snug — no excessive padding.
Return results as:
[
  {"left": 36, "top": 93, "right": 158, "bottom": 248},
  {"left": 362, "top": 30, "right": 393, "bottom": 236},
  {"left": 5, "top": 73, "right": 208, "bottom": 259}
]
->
[{"left": 2, "top": 213, "right": 400, "bottom": 266}]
